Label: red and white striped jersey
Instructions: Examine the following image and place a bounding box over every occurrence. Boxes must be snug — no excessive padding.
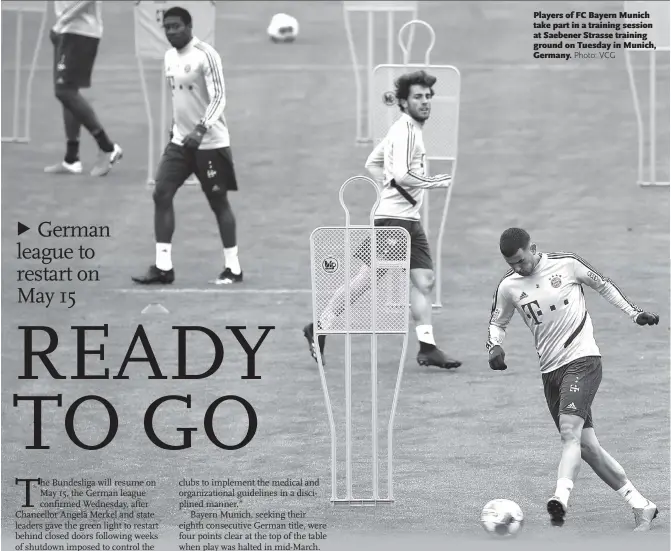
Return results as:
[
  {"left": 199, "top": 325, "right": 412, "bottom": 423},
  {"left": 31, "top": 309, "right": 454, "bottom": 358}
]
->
[
  {"left": 164, "top": 37, "right": 229, "bottom": 150},
  {"left": 487, "top": 252, "right": 643, "bottom": 373}
]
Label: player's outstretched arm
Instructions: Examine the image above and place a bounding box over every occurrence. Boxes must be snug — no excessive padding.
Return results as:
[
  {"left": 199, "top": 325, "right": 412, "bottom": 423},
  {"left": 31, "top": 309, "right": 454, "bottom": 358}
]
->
[
  {"left": 570, "top": 254, "right": 658, "bottom": 325},
  {"left": 390, "top": 124, "right": 451, "bottom": 189},
  {"left": 486, "top": 275, "right": 515, "bottom": 370}
]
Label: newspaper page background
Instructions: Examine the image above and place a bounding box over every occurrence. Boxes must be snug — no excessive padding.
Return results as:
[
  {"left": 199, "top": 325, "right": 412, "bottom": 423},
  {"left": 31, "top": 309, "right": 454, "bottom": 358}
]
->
[{"left": 1, "top": 1, "right": 669, "bottom": 551}]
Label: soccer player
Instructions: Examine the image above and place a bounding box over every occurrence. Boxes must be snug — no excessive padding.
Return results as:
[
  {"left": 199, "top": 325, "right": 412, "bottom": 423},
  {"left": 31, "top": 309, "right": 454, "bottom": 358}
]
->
[
  {"left": 303, "top": 70, "right": 461, "bottom": 370},
  {"left": 44, "top": 1, "right": 123, "bottom": 177},
  {"left": 131, "top": 7, "right": 242, "bottom": 285},
  {"left": 487, "top": 228, "right": 660, "bottom": 531}
]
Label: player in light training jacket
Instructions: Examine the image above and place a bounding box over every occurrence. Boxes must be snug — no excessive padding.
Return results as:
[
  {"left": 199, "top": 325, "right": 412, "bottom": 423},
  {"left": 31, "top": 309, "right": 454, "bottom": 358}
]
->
[
  {"left": 487, "top": 227, "right": 659, "bottom": 531},
  {"left": 303, "top": 70, "right": 460, "bottom": 370},
  {"left": 132, "top": 6, "right": 242, "bottom": 286}
]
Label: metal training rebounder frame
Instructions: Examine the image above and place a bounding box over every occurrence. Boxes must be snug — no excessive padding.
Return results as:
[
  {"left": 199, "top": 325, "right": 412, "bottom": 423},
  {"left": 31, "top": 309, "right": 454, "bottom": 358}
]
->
[
  {"left": 372, "top": 20, "right": 461, "bottom": 309},
  {"left": 310, "top": 176, "right": 411, "bottom": 505},
  {"left": 1, "top": 1, "right": 48, "bottom": 143},
  {"left": 343, "top": 1, "right": 418, "bottom": 146},
  {"left": 623, "top": 0, "right": 670, "bottom": 187}
]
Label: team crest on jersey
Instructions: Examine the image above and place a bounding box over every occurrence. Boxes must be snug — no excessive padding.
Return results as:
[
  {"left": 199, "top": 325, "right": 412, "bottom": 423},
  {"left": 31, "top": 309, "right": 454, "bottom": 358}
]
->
[
  {"left": 184, "top": 64, "right": 191, "bottom": 73},
  {"left": 550, "top": 274, "right": 562, "bottom": 288}
]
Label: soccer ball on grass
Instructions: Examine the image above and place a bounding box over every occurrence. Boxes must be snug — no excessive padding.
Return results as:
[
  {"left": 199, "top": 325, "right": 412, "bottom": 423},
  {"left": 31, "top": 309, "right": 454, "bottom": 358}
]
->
[
  {"left": 267, "top": 13, "right": 299, "bottom": 43},
  {"left": 480, "top": 499, "right": 524, "bottom": 537}
]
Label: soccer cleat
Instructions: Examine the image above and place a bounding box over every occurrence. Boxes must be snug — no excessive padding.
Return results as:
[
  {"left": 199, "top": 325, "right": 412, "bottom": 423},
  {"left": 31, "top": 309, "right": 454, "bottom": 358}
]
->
[
  {"left": 633, "top": 500, "right": 658, "bottom": 532},
  {"left": 131, "top": 265, "right": 175, "bottom": 285},
  {"left": 90, "top": 143, "right": 123, "bottom": 177},
  {"left": 214, "top": 268, "right": 243, "bottom": 285},
  {"left": 303, "top": 323, "right": 326, "bottom": 366},
  {"left": 547, "top": 496, "right": 567, "bottom": 527},
  {"left": 417, "top": 346, "right": 461, "bottom": 369},
  {"left": 44, "top": 160, "right": 83, "bottom": 174}
]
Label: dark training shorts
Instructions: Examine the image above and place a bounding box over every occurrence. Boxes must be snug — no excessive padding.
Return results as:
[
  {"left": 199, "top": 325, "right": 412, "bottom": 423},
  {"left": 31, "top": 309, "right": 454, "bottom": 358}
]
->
[
  {"left": 155, "top": 142, "right": 239, "bottom": 195},
  {"left": 542, "top": 355, "right": 602, "bottom": 431},
  {"left": 373, "top": 218, "right": 433, "bottom": 271},
  {"left": 52, "top": 32, "right": 100, "bottom": 89}
]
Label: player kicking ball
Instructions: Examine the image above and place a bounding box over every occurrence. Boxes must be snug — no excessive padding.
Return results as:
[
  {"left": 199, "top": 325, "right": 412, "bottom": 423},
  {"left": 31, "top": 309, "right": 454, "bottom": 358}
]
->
[
  {"left": 487, "top": 228, "right": 659, "bottom": 531},
  {"left": 132, "top": 7, "right": 242, "bottom": 286},
  {"left": 303, "top": 70, "right": 461, "bottom": 370}
]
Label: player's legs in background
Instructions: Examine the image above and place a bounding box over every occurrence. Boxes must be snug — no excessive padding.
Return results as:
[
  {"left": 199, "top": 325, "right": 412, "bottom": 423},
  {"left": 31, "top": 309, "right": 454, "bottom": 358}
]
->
[
  {"left": 45, "top": 31, "right": 82, "bottom": 174},
  {"left": 580, "top": 424, "right": 658, "bottom": 530},
  {"left": 46, "top": 33, "right": 122, "bottom": 177},
  {"left": 409, "top": 223, "right": 460, "bottom": 369},
  {"left": 303, "top": 265, "right": 373, "bottom": 364},
  {"left": 195, "top": 148, "right": 242, "bottom": 284},
  {"left": 131, "top": 143, "right": 191, "bottom": 284}
]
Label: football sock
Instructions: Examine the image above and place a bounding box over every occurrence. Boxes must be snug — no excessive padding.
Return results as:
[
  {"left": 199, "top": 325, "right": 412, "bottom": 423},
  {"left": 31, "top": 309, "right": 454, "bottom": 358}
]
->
[
  {"left": 616, "top": 481, "right": 648, "bottom": 508},
  {"left": 156, "top": 243, "right": 173, "bottom": 271},
  {"left": 224, "top": 246, "right": 241, "bottom": 274},
  {"left": 416, "top": 325, "right": 436, "bottom": 352},
  {"left": 554, "top": 478, "right": 573, "bottom": 506},
  {"left": 92, "top": 129, "right": 115, "bottom": 153},
  {"left": 65, "top": 140, "right": 80, "bottom": 164}
]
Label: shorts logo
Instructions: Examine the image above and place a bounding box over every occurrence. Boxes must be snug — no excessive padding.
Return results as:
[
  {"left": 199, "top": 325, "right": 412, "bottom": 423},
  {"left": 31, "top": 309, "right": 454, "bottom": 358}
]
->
[
  {"left": 383, "top": 91, "right": 395, "bottom": 106},
  {"left": 323, "top": 257, "right": 338, "bottom": 274},
  {"left": 569, "top": 384, "right": 579, "bottom": 392},
  {"left": 566, "top": 402, "right": 577, "bottom": 410},
  {"left": 206, "top": 160, "right": 217, "bottom": 179},
  {"left": 550, "top": 274, "right": 562, "bottom": 288}
]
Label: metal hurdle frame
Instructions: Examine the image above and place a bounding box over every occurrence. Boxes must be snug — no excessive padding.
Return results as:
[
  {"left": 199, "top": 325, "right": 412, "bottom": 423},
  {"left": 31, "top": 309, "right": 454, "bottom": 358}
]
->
[
  {"left": 372, "top": 20, "right": 461, "bottom": 309},
  {"left": 310, "top": 176, "right": 411, "bottom": 505},
  {"left": 1, "top": 1, "right": 48, "bottom": 143},
  {"left": 623, "top": 0, "right": 670, "bottom": 187},
  {"left": 134, "top": 1, "right": 216, "bottom": 185},
  {"left": 343, "top": 1, "right": 418, "bottom": 145}
]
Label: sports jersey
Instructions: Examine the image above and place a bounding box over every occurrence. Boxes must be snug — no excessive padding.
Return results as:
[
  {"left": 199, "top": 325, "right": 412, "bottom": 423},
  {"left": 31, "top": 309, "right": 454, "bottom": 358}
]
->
[
  {"left": 54, "top": 1, "right": 103, "bottom": 39},
  {"left": 487, "top": 252, "right": 643, "bottom": 373},
  {"left": 365, "top": 113, "right": 450, "bottom": 221},
  {"left": 164, "top": 37, "right": 229, "bottom": 150}
]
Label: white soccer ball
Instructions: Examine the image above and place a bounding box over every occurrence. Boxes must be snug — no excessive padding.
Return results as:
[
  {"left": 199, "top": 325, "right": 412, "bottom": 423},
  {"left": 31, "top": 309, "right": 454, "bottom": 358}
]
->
[
  {"left": 267, "top": 13, "right": 299, "bottom": 43},
  {"left": 480, "top": 499, "right": 524, "bottom": 537}
]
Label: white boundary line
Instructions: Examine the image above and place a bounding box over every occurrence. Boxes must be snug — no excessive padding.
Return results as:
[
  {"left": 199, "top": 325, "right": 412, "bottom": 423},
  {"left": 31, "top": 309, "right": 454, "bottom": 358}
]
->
[
  {"left": 2, "top": 63, "right": 667, "bottom": 73},
  {"left": 114, "top": 288, "right": 312, "bottom": 294}
]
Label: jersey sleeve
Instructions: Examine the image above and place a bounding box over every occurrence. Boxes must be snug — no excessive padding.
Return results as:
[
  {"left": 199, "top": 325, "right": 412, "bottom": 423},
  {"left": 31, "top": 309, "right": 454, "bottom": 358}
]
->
[
  {"left": 390, "top": 123, "right": 450, "bottom": 189},
  {"left": 199, "top": 47, "right": 226, "bottom": 129},
  {"left": 486, "top": 276, "right": 515, "bottom": 350},
  {"left": 364, "top": 141, "right": 385, "bottom": 184},
  {"left": 570, "top": 255, "right": 643, "bottom": 321}
]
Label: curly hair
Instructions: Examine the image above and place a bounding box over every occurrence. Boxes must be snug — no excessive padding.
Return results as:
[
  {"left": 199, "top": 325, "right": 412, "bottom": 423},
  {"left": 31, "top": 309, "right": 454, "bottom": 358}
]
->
[{"left": 394, "top": 70, "right": 437, "bottom": 111}]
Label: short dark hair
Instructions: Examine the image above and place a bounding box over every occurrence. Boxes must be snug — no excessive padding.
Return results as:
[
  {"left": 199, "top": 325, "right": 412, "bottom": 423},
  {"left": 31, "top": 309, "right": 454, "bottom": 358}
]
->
[
  {"left": 499, "top": 228, "right": 531, "bottom": 257},
  {"left": 163, "top": 6, "right": 192, "bottom": 26},
  {"left": 394, "top": 70, "right": 436, "bottom": 111}
]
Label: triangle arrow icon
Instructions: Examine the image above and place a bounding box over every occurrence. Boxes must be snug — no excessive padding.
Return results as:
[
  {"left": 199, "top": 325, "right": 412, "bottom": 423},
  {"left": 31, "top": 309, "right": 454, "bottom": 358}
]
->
[{"left": 18, "top": 222, "right": 30, "bottom": 236}]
